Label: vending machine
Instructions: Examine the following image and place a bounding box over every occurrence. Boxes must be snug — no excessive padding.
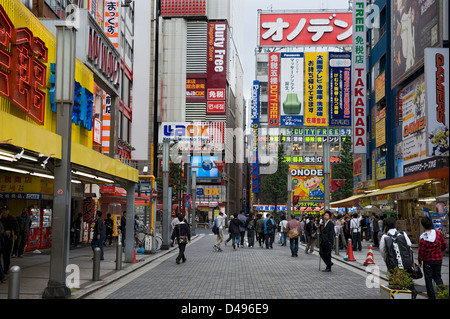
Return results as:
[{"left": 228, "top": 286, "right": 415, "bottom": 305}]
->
[
  {"left": 26, "top": 207, "right": 41, "bottom": 251},
  {"left": 40, "top": 208, "right": 52, "bottom": 249}
]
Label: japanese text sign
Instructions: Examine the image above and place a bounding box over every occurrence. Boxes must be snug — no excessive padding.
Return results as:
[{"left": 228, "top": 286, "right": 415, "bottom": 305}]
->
[
  {"left": 268, "top": 52, "right": 280, "bottom": 126},
  {"left": 304, "top": 52, "right": 328, "bottom": 126},
  {"left": 259, "top": 12, "right": 352, "bottom": 47},
  {"left": 104, "top": 1, "right": 119, "bottom": 48},
  {"left": 328, "top": 52, "right": 352, "bottom": 127}
]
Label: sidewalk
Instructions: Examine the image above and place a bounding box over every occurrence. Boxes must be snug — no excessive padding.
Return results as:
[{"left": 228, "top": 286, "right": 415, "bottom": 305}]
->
[
  {"left": 299, "top": 238, "right": 449, "bottom": 297},
  {"left": 0, "top": 233, "right": 448, "bottom": 299}
]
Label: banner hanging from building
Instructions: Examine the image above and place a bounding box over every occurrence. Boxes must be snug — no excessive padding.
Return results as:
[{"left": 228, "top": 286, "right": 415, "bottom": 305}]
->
[
  {"left": 425, "top": 48, "right": 449, "bottom": 157},
  {"left": 268, "top": 52, "right": 280, "bottom": 126},
  {"left": 207, "top": 21, "right": 227, "bottom": 115},
  {"left": 352, "top": 0, "right": 367, "bottom": 154},
  {"left": 290, "top": 165, "right": 325, "bottom": 202},
  {"left": 304, "top": 52, "right": 328, "bottom": 126},
  {"left": 280, "top": 53, "right": 304, "bottom": 126},
  {"left": 328, "top": 52, "right": 352, "bottom": 127},
  {"left": 104, "top": 1, "right": 119, "bottom": 48},
  {"left": 251, "top": 81, "right": 260, "bottom": 193}
]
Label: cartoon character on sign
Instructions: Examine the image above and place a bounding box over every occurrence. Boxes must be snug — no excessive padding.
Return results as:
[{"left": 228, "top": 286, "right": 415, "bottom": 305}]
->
[
  {"left": 429, "top": 126, "right": 449, "bottom": 156},
  {"left": 297, "top": 176, "right": 324, "bottom": 201}
]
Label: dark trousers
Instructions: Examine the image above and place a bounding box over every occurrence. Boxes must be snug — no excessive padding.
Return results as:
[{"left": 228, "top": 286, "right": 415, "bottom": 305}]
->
[
  {"left": 352, "top": 232, "right": 362, "bottom": 251},
  {"left": 423, "top": 261, "right": 444, "bottom": 299},
  {"left": 91, "top": 237, "right": 105, "bottom": 259},
  {"left": 257, "top": 232, "right": 265, "bottom": 247},
  {"left": 12, "top": 231, "right": 28, "bottom": 256},
  {"left": 290, "top": 236, "right": 299, "bottom": 255},
  {"left": 176, "top": 243, "right": 187, "bottom": 263},
  {"left": 372, "top": 231, "right": 379, "bottom": 247},
  {"left": 240, "top": 231, "right": 245, "bottom": 246},
  {"left": 247, "top": 230, "right": 255, "bottom": 247},
  {"left": 320, "top": 242, "right": 333, "bottom": 269},
  {"left": 2, "top": 236, "right": 13, "bottom": 272},
  {"left": 265, "top": 232, "right": 274, "bottom": 248}
]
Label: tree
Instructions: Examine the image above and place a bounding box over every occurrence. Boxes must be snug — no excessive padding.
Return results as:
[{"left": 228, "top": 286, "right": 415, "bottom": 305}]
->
[
  {"left": 331, "top": 136, "right": 354, "bottom": 201},
  {"left": 261, "top": 140, "right": 289, "bottom": 217}
]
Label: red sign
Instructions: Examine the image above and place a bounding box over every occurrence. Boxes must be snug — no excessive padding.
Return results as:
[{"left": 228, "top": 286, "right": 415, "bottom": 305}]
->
[
  {"left": 207, "top": 21, "right": 227, "bottom": 115},
  {"left": 268, "top": 52, "right": 280, "bottom": 126},
  {"left": 0, "top": 5, "right": 48, "bottom": 125},
  {"left": 161, "top": 0, "right": 206, "bottom": 17},
  {"left": 259, "top": 12, "right": 353, "bottom": 47},
  {"left": 186, "top": 77, "right": 206, "bottom": 102},
  {"left": 207, "top": 101, "right": 225, "bottom": 114},
  {"left": 152, "top": 190, "right": 158, "bottom": 201},
  {"left": 214, "top": 160, "right": 225, "bottom": 173}
]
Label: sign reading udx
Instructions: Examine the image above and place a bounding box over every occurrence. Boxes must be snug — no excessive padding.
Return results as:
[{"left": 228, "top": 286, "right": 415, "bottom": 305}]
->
[{"left": 259, "top": 12, "right": 353, "bottom": 47}]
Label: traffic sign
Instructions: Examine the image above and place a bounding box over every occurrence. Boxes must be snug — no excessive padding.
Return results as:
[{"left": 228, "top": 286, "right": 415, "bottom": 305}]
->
[
  {"left": 214, "top": 160, "right": 226, "bottom": 172},
  {"left": 152, "top": 190, "right": 158, "bottom": 200}
]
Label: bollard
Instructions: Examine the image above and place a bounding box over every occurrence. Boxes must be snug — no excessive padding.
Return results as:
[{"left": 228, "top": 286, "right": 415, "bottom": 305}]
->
[
  {"left": 93, "top": 247, "right": 101, "bottom": 281},
  {"left": 335, "top": 235, "right": 339, "bottom": 255},
  {"left": 116, "top": 241, "right": 122, "bottom": 270},
  {"left": 8, "top": 266, "right": 21, "bottom": 299}
]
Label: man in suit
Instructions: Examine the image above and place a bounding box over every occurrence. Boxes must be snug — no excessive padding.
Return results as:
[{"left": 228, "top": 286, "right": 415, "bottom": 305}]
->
[{"left": 319, "top": 210, "right": 335, "bottom": 272}]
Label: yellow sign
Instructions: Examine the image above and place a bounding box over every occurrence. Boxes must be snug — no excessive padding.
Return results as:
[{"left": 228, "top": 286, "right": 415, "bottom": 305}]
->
[{"left": 304, "top": 52, "right": 328, "bottom": 126}]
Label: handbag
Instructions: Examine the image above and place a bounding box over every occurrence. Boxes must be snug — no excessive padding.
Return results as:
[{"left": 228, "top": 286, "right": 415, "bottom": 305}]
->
[
  {"left": 410, "top": 262, "right": 423, "bottom": 279},
  {"left": 178, "top": 224, "right": 188, "bottom": 244}
]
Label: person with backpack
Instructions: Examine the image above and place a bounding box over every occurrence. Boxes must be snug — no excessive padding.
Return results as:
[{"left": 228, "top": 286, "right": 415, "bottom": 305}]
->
[
  {"left": 256, "top": 214, "right": 265, "bottom": 248},
  {"left": 418, "top": 216, "right": 448, "bottom": 299},
  {"left": 170, "top": 214, "right": 191, "bottom": 264},
  {"left": 286, "top": 215, "right": 301, "bottom": 257},
  {"left": 246, "top": 213, "right": 256, "bottom": 248},
  {"left": 228, "top": 213, "right": 242, "bottom": 249},
  {"left": 263, "top": 213, "right": 275, "bottom": 249}
]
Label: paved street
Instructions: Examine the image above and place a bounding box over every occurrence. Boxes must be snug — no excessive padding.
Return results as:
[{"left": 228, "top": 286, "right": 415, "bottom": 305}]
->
[{"left": 85, "top": 230, "right": 383, "bottom": 299}]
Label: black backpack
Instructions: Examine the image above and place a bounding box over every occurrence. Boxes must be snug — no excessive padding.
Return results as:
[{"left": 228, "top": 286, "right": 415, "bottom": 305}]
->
[{"left": 384, "top": 231, "right": 413, "bottom": 272}]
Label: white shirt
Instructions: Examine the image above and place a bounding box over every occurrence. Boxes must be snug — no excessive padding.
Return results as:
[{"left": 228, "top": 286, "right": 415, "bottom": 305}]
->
[
  {"left": 379, "top": 228, "right": 412, "bottom": 259},
  {"left": 350, "top": 216, "right": 361, "bottom": 233},
  {"left": 215, "top": 214, "right": 227, "bottom": 229}
]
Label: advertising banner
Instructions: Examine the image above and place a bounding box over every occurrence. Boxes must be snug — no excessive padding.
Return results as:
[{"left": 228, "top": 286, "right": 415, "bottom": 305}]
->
[
  {"left": 159, "top": 122, "right": 225, "bottom": 144},
  {"left": 251, "top": 81, "right": 260, "bottom": 193},
  {"left": 290, "top": 165, "right": 325, "bottom": 202},
  {"left": 401, "top": 75, "right": 428, "bottom": 170},
  {"left": 207, "top": 21, "right": 227, "bottom": 115},
  {"left": 352, "top": 0, "right": 367, "bottom": 154},
  {"left": 186, "top": 77, "right": 206, "bottom": 102},
  {"left": 268, "top": 52, "right": 280, "bottom": 126},
  {"left": 391, "top": 0, "right": 441, "bottom": 88},
  {"left": 328, "top": 52, "right": 352, "bottom": 127},
  {"left": 280, "top": 53, "right": 304, "bottom": 126},
  {"left": 259, "top": 12, "right": 353, "bottom": 47},
  {"left": 425, "top": 48, "right": 449, "bottom": 157},
  {"left": 104, "top": 1, "right": 119, "bottom": 48},
  {"left": 304, "top": 52, "right": 328, "bottom": 126}
]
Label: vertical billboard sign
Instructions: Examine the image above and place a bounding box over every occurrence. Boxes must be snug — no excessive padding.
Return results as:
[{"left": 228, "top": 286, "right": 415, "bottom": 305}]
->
[
  {"left": 207, "top": 21, "right": 227, "bottom": 115},
  {"left": 391, "top": 0, "right": 441, "bottom": 88},
  {"left": 290, "top": 165, "right": 325, "bottom": 202},
  {"left": 280, "top": 53, "right": 304, "bottom": 126},
  {"left": 329, "top": 52, "right": 352, "bottom": 127},
  {"left": 352, "top": 0, "right": 367, "bottom": 154},
  {"left": 304, "top": 52, "right": 328, "bottom": 126},
  {"left": 104, "top": 1, "right": 119, "bottom": 48},
  {"left": 425, "top": 48, "right": 449, "bottom": 157},
  {"left": 251, "top": 81, "right": 260, "bottom": 193},
  {"left": 268, "top": 52, "right": 280, "bottom": 126}
]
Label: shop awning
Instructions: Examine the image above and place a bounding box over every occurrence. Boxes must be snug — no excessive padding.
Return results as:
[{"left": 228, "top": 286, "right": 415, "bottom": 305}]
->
[
  {"left": 330, "top": 194, "right": 365, "bottom": 207},
  {"left": 436, "top": 193, "right": 449, "bottom": 202},
  {"left": 362, "top": 179, "right": 434, "bottom": 197}
]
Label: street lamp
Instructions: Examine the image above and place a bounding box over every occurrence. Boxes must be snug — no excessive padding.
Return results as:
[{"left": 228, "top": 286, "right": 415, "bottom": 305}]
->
[{"left": 43, "top": 25, "right": 76, "bottom": 299}]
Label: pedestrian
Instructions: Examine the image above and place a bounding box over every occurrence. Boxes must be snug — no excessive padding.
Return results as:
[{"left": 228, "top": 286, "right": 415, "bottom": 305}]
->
[
  {"left": 360, "top": 214, "right": 368, "bottom": 242},
  {"left": 343, "top": 215, "right": 351, "bottom": 245},
  {"left": 286, "top": 215, "right": 301, "bottom": 257},
  {"left": 371, "top": 214, "right": 380, "bottom": 247},
  {"left": 0, "top": 218, "right": 6, "bottom": 283},
  {"left": 238, "top": 210, "right": 247, "bottom": 247},
  {"left": 104, "top": 213, "right": 114, "bottom": 246},
  {"left": 263, "top": 213, "right": 275, "bottom": 249},
  {"left": 418, "top": 216, "right": 448, "bottom": 299},
  {"left": 213, "top": 211, "right": 227, "bottom": 252},
  {"left": 319, "top": 210, "right": 335, "bottom": 272},
  {"left": 279, "top": 215, "right": 288, "bottom": 246},
  {"left": 256, "top": 214, "right": 265, "bottom": 248},
  {"left": 72, "top": 213, "right": 82, "bottom": 247},
  {"left": 305, "top": 216, "right": 318, "bottom": 254},
  {"left": 119, "top": 211, "right": 127, "bottom": 248},
  {"left": 228, "top": 213, "right": 242, "bottom": 249},
  {"left": 170, "top": 214, "right": 191, "bottom": 264},
  {"left": 12, "top": 207, "right": 31, "bottom": 258},
  {"left": 336, "top": 215, "right": 347, "bottom": 250},
  {"left": 246, "top": 213, "right": 256, "bottom": 248},
  {"left": 171, "top": 214, "right": 181, "bottom": 247},
  {"left": 380, "top": 217, "right": 416, "bottom": 298},
  {"left": 91, "top": 211, "right": 106, "bottom": 260},
  {"left": 1, "top": 205, "right": 18, "bottom": 273},
  {"left": 225, "top": 214, "right": 234, "bottom": 245},
  {"left": 350, "top": 213, "right": 362, "bottom": 251}
]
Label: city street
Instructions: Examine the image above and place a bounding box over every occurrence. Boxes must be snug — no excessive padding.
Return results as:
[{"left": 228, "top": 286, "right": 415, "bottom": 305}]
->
[{"left": 85, "top": 229, "right": 383, "bottom": 300}]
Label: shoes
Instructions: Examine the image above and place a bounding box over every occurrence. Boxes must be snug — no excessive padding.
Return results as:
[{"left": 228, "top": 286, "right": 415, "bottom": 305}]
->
[
  {"left": 182, "top": 258, "right": 186, "bottom": 263},
  {"left": 322, "top": 269, "right": 331, "bottom": 272},
  {"left": 217, "top": 248, "right": 223, "bottom": 252},
  {"left": 176, "top": 260, "right": 180, "bottom": 264}
]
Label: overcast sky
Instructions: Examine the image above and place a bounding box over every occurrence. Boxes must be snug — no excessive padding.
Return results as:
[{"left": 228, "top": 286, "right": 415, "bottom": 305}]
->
[{"left": 233, "top": 0, "right": 351, "bottom": 100}]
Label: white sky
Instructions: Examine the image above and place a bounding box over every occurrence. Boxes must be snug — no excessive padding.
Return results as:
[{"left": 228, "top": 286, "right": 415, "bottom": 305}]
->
[{"left": 232, "top": 0, "right": 351, "bottom": 100}]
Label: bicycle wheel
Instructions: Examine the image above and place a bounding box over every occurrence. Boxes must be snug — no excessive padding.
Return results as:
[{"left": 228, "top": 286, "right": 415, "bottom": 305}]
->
[{"left": 154, "top": 236, "right": 163, "bottom": 250}]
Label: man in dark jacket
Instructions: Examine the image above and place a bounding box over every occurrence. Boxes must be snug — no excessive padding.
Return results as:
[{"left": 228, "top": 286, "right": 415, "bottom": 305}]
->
[
  {"left": 170, "top": 214, "right": 191, "bottom": 264},
  {"left": 319, "top": 211, "right": 335, "bottom": 272},
  {"left": 1, "top": 205, "right": 19, "bottom": 273},
  {"left": 229, "top": 213, "right": 242, "bottom": 249},
  {"left": 91, "top": 210, "right": 106, "bottom": 260}
]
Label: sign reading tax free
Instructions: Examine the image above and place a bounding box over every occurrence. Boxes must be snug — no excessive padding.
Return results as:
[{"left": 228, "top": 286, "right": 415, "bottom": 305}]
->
[{"left": 207, "top": 21, "right": 227, "bottom": 115}]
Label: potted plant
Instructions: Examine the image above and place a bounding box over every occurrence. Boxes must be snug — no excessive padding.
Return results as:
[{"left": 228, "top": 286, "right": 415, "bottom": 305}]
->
[
  {"left": 380, "top": 268, "right": 414, "bottom": 299},
  {"left": 437, "top": 285, "right": 449, "bottom": 299}
]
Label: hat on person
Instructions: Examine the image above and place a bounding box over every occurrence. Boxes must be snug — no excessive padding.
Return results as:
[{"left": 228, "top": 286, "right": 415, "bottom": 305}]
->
[{"left": 1, "top": 205, "right": 9, "bottom": 211}]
